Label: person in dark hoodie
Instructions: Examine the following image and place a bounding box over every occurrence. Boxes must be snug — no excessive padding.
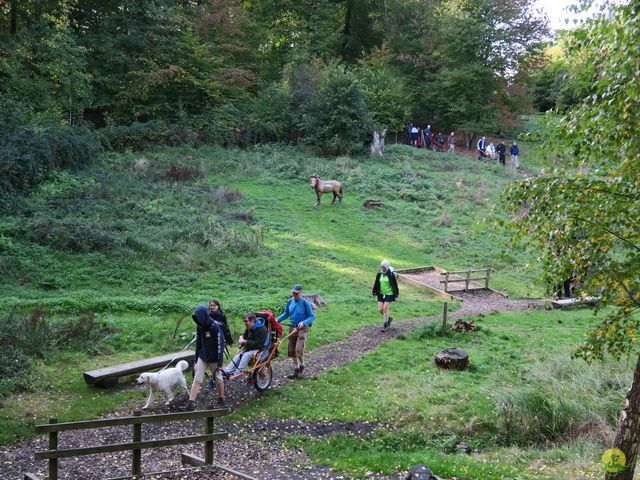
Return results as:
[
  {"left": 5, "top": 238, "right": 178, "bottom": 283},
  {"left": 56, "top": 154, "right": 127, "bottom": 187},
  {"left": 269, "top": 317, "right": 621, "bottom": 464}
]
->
[
  {"left": 222, "top": 313, "right": 267, "bottom": 377},
  {"left": 183, "top": 304, "right": 226, "bottom": 410},
  {"left": 372, "top": 259, "right": 399, "bottom": 332}
]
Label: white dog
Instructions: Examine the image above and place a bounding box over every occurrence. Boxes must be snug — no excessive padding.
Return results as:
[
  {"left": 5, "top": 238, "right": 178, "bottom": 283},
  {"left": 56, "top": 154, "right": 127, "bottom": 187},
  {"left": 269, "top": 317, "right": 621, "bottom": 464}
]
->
[{"left": 136, "top": 360, "right": 189, "bottom": 409}]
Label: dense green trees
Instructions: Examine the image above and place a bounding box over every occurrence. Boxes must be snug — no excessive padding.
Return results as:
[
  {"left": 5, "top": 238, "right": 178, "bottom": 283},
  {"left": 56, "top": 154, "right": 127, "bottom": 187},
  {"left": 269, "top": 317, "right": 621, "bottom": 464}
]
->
[{"left": 0, "top": 0, "right": 551, "bottom": 193}]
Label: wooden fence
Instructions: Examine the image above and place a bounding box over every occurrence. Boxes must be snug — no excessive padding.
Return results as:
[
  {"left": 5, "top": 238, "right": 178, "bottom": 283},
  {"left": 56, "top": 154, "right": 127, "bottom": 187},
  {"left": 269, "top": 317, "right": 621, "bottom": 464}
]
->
[
  {"left": 25, "top": 409, "right": 256, "bottom": 480},
  {"left": 440, "top": 268, "right": 491, "bottom": 292}
]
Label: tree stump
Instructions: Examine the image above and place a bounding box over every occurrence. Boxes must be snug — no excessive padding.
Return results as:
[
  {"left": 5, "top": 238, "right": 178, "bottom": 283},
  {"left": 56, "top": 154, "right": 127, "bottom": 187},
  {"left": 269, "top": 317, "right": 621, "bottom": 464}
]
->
[
  {"left": 363, "top": 199, "right": 384, "bottom": 208},
  {"left": 434, "top": 348, "right": 469, "bottom": 370},
  {"left": 370, "top": 129, "right": 388, "bottom": 157}
]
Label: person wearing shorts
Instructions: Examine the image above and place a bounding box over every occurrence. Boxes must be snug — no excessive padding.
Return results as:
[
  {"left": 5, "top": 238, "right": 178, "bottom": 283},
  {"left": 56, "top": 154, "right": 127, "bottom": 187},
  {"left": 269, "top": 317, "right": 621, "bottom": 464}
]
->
[
  {"left": 276, "top": 284, "right": 315, "bottom": 379},
  {"left": 372, "top": 260, "right": 399, "bottom": 331},
  {"left": 183, "top": 305, "right": 226, "bottom": 410}
]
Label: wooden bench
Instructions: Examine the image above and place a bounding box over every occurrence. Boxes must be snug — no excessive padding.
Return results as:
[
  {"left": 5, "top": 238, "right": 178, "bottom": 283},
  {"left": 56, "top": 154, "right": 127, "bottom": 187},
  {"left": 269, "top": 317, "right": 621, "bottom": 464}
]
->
[{"left": 83, "top": 351, "right": 195, "bottom": 388}]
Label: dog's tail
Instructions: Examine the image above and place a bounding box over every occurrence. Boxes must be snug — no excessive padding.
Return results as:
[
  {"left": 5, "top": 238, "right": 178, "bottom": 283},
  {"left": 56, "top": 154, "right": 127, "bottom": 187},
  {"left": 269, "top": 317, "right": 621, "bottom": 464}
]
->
[{"left": 176, "top": 360, "right": 189, "bottom": 371}]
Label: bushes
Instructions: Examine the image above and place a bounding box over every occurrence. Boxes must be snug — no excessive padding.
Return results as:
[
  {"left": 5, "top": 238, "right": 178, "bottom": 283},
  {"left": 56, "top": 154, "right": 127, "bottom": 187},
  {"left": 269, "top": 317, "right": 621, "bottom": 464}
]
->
[
  {"left": 0, "top": 113, "right": 102, "bottom": 198},
  {"left": 300, "top": 68, "right": 372, "bottom": 155},
  {"left": 0, "top": 309, "right": 114, "bottom": 397},
  {"left": 99, "top": 121, "right": 200, "bottom": 152}
]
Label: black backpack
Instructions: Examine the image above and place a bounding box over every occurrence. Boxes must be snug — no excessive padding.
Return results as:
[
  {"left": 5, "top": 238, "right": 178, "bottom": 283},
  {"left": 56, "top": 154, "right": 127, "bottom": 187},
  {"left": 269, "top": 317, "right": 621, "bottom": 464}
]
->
[{"left": 215, "top": 319, "right": 233, "bottom": 347}]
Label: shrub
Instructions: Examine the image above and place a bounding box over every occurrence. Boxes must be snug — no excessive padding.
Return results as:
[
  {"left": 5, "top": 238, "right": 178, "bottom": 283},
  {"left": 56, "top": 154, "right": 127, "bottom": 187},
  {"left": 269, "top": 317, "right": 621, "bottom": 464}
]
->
[
  {"left": 99, "top": 121, "right": 199, "bottom": 152},
  {"left": 494, "top": 356, "right": 627, "bottom": 446},
  {"left": 0, "top": 114, "right": 102, "bottom": 198},
  {"left": 27, "top": 216, "right": 122, "bottom": 253},
  {"left": 0, "top": 309, "right": 114, "bottom": 397},
  {"left": 162, "top": 164, "right": 203, "bottom": 182},
  {"left": 300, "top": 67, "right": 372, "bottom": 155}
]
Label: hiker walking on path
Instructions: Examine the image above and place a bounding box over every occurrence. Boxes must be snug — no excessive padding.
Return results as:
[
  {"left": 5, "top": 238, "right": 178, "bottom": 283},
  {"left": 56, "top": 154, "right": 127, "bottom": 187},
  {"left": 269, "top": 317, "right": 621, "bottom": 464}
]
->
[
  {"left": 276, "top": 284, "right": 315, "bottom": 379},
  {"left": 497, "top": 141, "right": 506, "bottom": 166},
  {"left": 372, "top": 260, "right": 399, "bottom": 332},
  {"left": 477, "top": 136, "right": 487, "bottom": 160},
  {"left": 447, "top": 132, "right": 456, "bottom": 153},
  {"left": 184, "top": 304, "right": 226, "bottom": 410},
  {"left": 510, "top": 141, "right": 519, "bottom": 169}
]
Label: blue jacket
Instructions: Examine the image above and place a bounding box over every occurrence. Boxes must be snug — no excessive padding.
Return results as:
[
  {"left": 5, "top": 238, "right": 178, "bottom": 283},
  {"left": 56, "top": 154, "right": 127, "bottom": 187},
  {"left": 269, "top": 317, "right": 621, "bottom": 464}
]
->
[
  {"left": 277, "top": 297, "right": 315, "bottom": 328},
  {"left": 192, "top": 305, "right": 225, "bottom": 365},
  {"left": 510, "top": 144, "right": 519, "bottom": 155}
]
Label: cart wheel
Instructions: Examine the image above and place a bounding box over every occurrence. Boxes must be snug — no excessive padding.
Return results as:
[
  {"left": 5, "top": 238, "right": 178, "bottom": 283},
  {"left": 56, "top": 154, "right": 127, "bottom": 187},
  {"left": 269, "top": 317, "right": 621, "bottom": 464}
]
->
[
  {"left": 431, "top": 145, "right": 438, "bottom": 152},
  {"left": 253, "top": 364, "right": 272, "bottom": 392}
]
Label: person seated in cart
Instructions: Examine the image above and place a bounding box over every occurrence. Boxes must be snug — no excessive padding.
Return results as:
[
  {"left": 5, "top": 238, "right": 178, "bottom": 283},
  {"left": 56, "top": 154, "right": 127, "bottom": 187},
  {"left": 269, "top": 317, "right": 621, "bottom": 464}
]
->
[{"left": 222, "top": 313, "right": 268, "bottom": 377}]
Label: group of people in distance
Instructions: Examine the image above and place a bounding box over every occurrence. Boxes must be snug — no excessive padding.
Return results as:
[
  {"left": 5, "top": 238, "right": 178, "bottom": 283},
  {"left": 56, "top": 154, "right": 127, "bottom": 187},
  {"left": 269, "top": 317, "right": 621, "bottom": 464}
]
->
[
  {"left": 476, "top": 136, "right": 520, "bottom": 168},
  {"left": 182, "top": 260, "right": 401, "bottom": 410},
  {"left": 407, "top": 124, "right": 453, "bottom": 153},
  {"left": 184, "top": 284, "right": 314, "bottom": 410}
]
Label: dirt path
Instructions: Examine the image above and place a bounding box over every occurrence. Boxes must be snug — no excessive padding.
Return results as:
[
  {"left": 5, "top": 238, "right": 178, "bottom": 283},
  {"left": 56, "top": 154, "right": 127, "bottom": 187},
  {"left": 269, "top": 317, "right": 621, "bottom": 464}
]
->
[{"left": 1, "top": 292, "right": 542, "bottom": 480}]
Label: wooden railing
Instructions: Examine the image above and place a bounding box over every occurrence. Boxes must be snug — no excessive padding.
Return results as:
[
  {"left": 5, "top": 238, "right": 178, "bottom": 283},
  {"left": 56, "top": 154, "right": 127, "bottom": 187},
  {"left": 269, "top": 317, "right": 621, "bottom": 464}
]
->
[
  {"left": 24, "top": 409, "right": 255, "bottom": 480},
  {"left": 439, "top": 268, "right": 491, "bottom": 292}
]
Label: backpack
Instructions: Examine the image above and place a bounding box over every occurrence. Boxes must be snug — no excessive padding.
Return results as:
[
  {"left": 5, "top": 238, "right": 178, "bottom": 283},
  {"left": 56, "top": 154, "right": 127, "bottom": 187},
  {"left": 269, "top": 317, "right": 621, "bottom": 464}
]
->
[
  {"left": 254, "top": 309, "right": 282, "bottom": 353},
  {"left": 213, "top": 317, "right": 233, "bottom": 347}
]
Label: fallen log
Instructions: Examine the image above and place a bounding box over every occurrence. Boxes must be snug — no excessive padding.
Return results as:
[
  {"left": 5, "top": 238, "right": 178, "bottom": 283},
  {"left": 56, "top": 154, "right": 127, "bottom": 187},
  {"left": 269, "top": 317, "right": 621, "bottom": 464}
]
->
[{"left": 363, "top": 199, "right": 384, "bottom": 208}]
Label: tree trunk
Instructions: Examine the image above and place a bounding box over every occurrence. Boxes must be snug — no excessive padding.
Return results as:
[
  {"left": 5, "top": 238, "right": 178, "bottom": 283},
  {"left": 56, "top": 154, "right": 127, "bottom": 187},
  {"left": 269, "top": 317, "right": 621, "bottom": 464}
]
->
[
  {"left": 10, "top": 0, "right": 18, "bottom": 35},
  {"left": 606, "top": 356, "right": 640, "bottom": 480},
  {"left": 371, "top": 129, "right": 387, "bottom": 157},
  {"left": 341, "top": 0, "right": 353, "bottom": 60}
]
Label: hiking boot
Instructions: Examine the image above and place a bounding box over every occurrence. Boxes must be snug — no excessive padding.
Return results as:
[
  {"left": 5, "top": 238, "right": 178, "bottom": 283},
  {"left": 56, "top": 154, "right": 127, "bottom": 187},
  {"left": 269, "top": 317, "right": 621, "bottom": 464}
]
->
[
  {"left": 216, "top": 397, "right": 225, "bottom": 407},
  {"left": 387, "top": 317, "right": 393, "bottom": 326},
  {"left": 382, "top": 320, "right": 389, "bottom": 331},
  {"left": 298, "top": 365, "right": 305, "bottom": 376},
  {"left": 287, "top": 368, "right": 300, "bottom": 379},
  {"left": 179, "top": 400, "right": 195, "bottom": 412}
]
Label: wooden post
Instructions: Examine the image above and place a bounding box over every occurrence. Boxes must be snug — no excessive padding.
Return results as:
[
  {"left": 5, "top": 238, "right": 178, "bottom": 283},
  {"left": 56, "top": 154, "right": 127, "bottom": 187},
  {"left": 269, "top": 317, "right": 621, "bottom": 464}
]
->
[
  {"left": 441, "top": 302, "right": 448, "bottom": 337},
  {"left": 48, "top": 418, "right": 58, "bottom": 480},
  {"left": 132, "top": 410, "right": 142, "bottom": 476},
  {"left": 444, "top": 272, "right": 449, "bottom": 292},
  {"left": 205, "top": 415, "right": 214, "bottom": 465},
  {"left": 465, "top": 270, "right": 470, "bottom": 291},
  {"left": 485, "top": 268, "right": 491, "bottom": 289}
]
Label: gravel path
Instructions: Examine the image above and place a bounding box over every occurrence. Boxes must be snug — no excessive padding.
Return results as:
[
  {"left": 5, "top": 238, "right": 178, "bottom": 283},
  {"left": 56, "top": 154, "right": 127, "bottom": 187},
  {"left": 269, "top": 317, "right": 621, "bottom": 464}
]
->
[{"left": 1, "top": 292, "right": 542, "bottom": 480}]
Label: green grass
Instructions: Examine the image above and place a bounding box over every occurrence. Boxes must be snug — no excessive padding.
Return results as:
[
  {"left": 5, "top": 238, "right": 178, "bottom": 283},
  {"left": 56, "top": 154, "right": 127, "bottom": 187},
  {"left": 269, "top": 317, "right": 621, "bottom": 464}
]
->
[
  {"left": 1, "top": 140, "right": 605, "bottom": 480},
  {"left": 236, "top": 309, "right": 631, "bottom": 479}
]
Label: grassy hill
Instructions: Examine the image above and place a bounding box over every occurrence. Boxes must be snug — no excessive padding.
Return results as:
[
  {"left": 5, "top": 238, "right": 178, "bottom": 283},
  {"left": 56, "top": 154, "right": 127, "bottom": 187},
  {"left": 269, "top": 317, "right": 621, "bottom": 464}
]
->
[{"left": 0, "top": 144, "right": 628, "bottom": 478}]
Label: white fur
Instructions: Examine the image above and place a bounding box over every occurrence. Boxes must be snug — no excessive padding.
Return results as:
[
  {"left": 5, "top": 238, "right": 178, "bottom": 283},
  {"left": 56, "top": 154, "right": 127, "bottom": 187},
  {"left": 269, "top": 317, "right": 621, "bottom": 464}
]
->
[{"left": 136, "top": 360, "right": 189, "bottom": 409}]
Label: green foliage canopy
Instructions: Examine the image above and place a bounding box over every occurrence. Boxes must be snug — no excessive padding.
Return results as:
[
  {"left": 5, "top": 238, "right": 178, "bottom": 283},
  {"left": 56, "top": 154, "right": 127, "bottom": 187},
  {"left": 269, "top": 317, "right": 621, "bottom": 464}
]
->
[{"left": 502, "top": 1, "right": 639, "bottom": 360}]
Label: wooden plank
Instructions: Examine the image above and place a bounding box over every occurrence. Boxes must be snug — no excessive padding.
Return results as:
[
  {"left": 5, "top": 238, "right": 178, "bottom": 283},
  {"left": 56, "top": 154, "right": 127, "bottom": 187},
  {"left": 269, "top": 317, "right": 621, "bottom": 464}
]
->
[
  {"left": 212, "top": 464, "right": 259, "bottom": 480},
  {"left": 395, "top": 273, "right": 462, "bottom": 302},
  {"left": 441, "top": 302, "right": 448, "bottom": 337},
  {"left": 440, "top": 268, "right": 490, "bottom": 275},
  {"left": 35, "top": 408, "right": 229, "bottom": 433},
  {"left": 83, "top": 351, "right": 195, "bottom": 384},
  {"left": 182, "top": 452, "right": 206, "bottom": 467},
  {"left": 181, "top": 456, "right": 258, "bottom": 480},
  {"left": 48, "top": 418, "right": 58, "bottom": 480},
  {"left": 131, "top": 410, "right": 142, "bottom": 476},
  {"left": 35, "top": 433, "right": 228, "bottom": 460},
  {"left": 394, "top": 265, "right": 436, "bottom": 274},
  {"left": 439, "top": 277, "right": 491, "bottom": 283}
]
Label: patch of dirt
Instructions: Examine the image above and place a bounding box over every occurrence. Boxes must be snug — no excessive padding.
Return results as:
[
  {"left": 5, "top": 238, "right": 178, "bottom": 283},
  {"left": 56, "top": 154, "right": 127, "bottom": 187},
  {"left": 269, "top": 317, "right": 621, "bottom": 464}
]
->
[{"left": 2, "top": 291, "right": 541, "bottom": 480}]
